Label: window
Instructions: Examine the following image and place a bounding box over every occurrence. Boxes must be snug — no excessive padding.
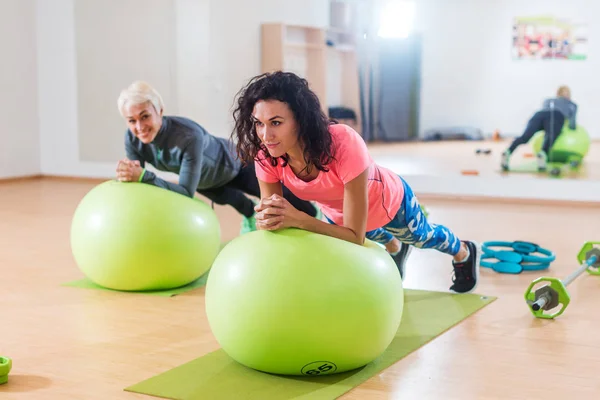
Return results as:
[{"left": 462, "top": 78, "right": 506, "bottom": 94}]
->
[{"left": 377, "top": 1, "right": 416, "bottom": 39}]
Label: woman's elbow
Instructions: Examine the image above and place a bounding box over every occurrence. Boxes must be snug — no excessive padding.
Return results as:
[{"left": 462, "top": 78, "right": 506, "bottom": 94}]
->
[
  {"left": 352, "top": 232, "right": 366, "bottom": 246},
  {"left": 183, "top": 188, "right": 195, "bottom": 198}
]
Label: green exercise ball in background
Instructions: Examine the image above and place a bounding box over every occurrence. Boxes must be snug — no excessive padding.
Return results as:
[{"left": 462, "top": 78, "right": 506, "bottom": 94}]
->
[
  {"left": 531, "top": 123, "right": 590, "bottom": 163},
  {"left": 0, "top": 356, "right": 11, "bottom": 385},
  {"left": 205, "top": 228, "right": 404, "bottom": 376},
  {"left": 70, "top": 180, "right": 221, "bottom": 291}
]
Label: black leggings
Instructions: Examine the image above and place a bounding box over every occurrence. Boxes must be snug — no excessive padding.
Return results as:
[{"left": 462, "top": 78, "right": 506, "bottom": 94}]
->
[
  {"left": 197, "top": 163, "right": 317, "bottom": 218},
  {"left": 508, "top": 110, "right": 565, "bottom": 156}
]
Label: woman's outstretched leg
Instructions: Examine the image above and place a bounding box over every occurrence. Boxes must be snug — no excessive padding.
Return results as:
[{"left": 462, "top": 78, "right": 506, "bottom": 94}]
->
[
  {"left": 379, "top": 178, "right": 480, "bottom": 293},
  {"left": 501, "top": 111, "right": 547, "bottom": 171}
]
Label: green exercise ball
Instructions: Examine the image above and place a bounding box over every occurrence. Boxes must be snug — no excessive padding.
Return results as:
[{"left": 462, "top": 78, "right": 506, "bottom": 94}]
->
[
  {"left": 531, "top": 123, "right": 590, "bottom": 163},
  {"left": 0, "top": 356, "right": 11, "bottom": 385},
  {"left": 205, "top": 228, "right": 404, "bottom": 376},
  {"left": 70, "top": 180, "right": 221, "bottom": 291}
]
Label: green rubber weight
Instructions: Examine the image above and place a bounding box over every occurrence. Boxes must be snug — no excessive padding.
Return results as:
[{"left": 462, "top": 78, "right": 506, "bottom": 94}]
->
[
  {"left": 525, "top": 241, "right": 600, "bottom": 319},
  {"left": 577, "top": 242, "right": 600, "bottom": 275},
  {"left": 0, "top": 356, "right": 12, "bottom": 385},
  {"left": 524, "top": 277, "right": 570, "bottom": 319}
]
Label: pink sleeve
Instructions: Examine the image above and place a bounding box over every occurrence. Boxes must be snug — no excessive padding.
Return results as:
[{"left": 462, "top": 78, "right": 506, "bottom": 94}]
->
[
  {"left": 254, "top": 152, "right": 281, "bottom": 183},
  {"left": 333, "top": 125, "right": 373, "bottom": 184}
]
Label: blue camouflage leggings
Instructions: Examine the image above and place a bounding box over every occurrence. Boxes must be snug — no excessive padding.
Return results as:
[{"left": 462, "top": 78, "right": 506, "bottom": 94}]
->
[{"left": 326, "top": 177, "right": 462, "bottom": 256}]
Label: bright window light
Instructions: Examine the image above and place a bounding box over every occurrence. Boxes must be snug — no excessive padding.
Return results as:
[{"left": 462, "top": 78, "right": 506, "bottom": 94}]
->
[{"left": 377, "top": 1, "right": 415, "bottom": 39}]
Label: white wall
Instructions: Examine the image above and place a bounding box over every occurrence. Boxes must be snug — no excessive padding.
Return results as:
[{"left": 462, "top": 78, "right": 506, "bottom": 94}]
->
[
  {"left": 37, "top": 0, "right": 178, "bottom": 175},
  {"left": 201, "top": 0, "right": 330, "bottom": 136},
  {"left": 36, "top": 0, "right": 328, "bottom": 178},
  {"left": 37, "top": 0, "right": 83, "bottom": 176},
  {"left": 74, "top": 0, "right": 177, "bottom": 163},
  {"left": 0, "top": 0, "right": 40, "bottom": 179},
  {"left": 31, "top": 0, "right": 600, "bottom": 202},
  {"left": 416, "top": 0, "right": 600, "bottom": 138}
]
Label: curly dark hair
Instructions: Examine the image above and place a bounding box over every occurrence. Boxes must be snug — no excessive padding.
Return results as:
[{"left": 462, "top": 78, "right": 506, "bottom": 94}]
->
[{"left": 231, "top": 71, "right": 335, "bottom": 174}]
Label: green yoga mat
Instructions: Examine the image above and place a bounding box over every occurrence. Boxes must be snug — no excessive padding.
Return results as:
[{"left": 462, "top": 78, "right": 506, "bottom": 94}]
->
[
  {"left": 504, "top": 160, "right": 579, "bottom": 176},
  {"left": 125, "top": 289, "right": 495, "bottom": 399},
  {"left": 62, "top": 271, "right": 209, "bottom": 297}
]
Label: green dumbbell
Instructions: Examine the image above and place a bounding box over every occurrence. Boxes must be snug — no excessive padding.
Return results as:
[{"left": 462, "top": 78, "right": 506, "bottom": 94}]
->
[
  {"left": 0, "top": 356, "right": 11, "bottom": 385},
  {"left": 577, "top": 242, "right": 600, "bottom": 276},
  {"left": 524, "top": 241, "right": 600, "bottom": 319}
]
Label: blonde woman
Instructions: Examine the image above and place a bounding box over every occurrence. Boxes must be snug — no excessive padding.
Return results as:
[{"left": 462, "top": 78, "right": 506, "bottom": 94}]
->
[
  {"left": 115, "top": 81, "right": 318, "bottom": 234},
  {"left": 502, "top": 85, "right": 578, "bottom": 171}
]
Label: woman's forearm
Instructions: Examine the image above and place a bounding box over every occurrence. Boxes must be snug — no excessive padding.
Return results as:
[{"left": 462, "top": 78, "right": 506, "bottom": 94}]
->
[
  {"left": 258, "top": 179, "right": 284, "bottom": 199},
  {"left": 139, "top": 169, "right": 195, "bottom": 198},
  {"left": 297, "top": 216, "right": 365, "bottom": 246}
]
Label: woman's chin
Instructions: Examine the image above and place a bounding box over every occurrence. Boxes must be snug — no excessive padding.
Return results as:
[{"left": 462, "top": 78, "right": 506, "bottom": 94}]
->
[
  {"left": 138, "top": 133, "right": 155, "bottom": 144},
  {"left": 266, "top": 148, "right": 284, "bottom": 158}
]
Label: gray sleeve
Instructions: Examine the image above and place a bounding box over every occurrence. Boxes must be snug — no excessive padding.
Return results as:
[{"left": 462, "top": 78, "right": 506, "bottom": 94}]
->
[
  {"left": 124, "top": 132, "right": 146, "bottom": 168},
  {"left": 569, "top": 103, "right": 577, "bottom": 130},
  {"left": 140, "top": 139, "right": 202, "bottom": 198},
  {"left": 542, "top": 99, "right": 551, "bottom": 109}
]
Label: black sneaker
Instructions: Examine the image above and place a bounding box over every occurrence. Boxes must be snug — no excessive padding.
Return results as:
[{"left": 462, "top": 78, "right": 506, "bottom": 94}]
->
[
  {"left": 391, "top": 243, "right": 412, "bottom": 280},
  {"left": 450, "top": 241, "right": 481, "bottom": 293},
  {"left": 501, "top": 150, "right": 511, "bottom": 171},
  {"left": 536, "top": 151, "right": 547, "bottom": 172}
]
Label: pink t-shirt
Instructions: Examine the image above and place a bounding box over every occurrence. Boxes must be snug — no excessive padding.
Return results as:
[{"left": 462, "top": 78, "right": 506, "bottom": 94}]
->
[{"left": 254, "top": 124, "right": 404, "bottom": 231}]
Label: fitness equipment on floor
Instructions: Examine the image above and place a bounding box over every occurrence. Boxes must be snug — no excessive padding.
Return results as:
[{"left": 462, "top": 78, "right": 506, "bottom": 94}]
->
[
  {"left": 0, "top": 356, "right": 11, "bottom": 384},
  {"left": 530, "top": 123, "right": 590, "bottom": 165},
  {"left": 482, "top": 241, "right": 555, "bottom": 274},
  {"left": 524, "top": 242, "right": 600, "bottom": 319},
  {"left": 422, "top": 126, "right": 484, "bottom": 141},
  {"left": 475, "top": 148, "right": 491, "bottom": 155},
  {"left": 205, "top": 229, "right": 404, "bottom": 376},
  {"left": 530, "top": 122, "right": 590, "bottom": 177},
  {"left": 70, "top": 181, "right": 221, "bottom": 291}
]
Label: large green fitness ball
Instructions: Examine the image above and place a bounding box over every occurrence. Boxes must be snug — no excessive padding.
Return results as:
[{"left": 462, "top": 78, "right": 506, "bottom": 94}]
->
[
  {"left": 70, "top": 180, "right": 221, "bottom": 291},
  {"left": 205, "top": 228, "right": 404, "bottom": 376},
  {"left": 531, "top": 124, "right": 591, "bottom": 162}
]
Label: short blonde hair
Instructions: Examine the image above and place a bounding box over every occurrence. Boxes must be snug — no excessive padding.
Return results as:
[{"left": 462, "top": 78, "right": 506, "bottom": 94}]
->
[
  {"left": 117, "top": 81, "right": 164, "bottom": 116},
  {"left": 557, "top": 85, "right": 571, "bottom": 99}
]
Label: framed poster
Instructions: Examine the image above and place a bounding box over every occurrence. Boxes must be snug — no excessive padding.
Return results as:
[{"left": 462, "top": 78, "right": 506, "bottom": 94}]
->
[{"left": 512, "top": 16, "right": 588, "bottom": 60}]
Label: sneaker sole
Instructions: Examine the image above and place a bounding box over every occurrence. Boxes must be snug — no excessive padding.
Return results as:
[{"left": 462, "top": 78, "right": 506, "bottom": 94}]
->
[
  {"left": 399, "top": 245, "right": 413, "bottom": 280},
  {"left": 461, "top": 240, "right": 482, "bottom": 294}
]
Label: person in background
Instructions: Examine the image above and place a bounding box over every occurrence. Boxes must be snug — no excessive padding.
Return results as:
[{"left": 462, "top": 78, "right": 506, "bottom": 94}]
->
[
  {"left": 231, "top": 71, "right": 480, "bottom": 294},
  {"left": 115, "top": 80, "right": 319, "bottom": 234},
  {"left": 502, "top": 85, "right": 577, "bottom": 171}
]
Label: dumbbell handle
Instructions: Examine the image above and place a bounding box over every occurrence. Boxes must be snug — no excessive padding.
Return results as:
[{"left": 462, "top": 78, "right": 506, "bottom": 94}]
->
[
  {"left": 563, "top": 255, "right": 598, "bottom": 285},
  {"left": 531, "top": 254, "right": 598, "bottom": 311},
  {"left": 531, "top": 292, "right": 551, "bottom": 311}
]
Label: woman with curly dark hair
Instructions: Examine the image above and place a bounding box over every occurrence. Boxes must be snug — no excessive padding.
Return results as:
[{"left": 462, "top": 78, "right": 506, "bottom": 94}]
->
[{"left": 232, "top": 71, "right": 480, "bottom": 293}]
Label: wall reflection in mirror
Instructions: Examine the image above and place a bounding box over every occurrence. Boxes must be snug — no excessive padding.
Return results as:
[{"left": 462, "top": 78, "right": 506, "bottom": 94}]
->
[{"left": 262, "top": 0, "right": 597, "bottom": 182}]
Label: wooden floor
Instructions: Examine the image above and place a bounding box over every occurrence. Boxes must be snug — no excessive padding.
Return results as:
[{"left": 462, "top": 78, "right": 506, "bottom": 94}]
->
[
  {"left": 2, "top": 177, "right": 600, "bottom": 399},
  {"left": 367, "top": 138, "right": 600, "bottom": 181}
]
